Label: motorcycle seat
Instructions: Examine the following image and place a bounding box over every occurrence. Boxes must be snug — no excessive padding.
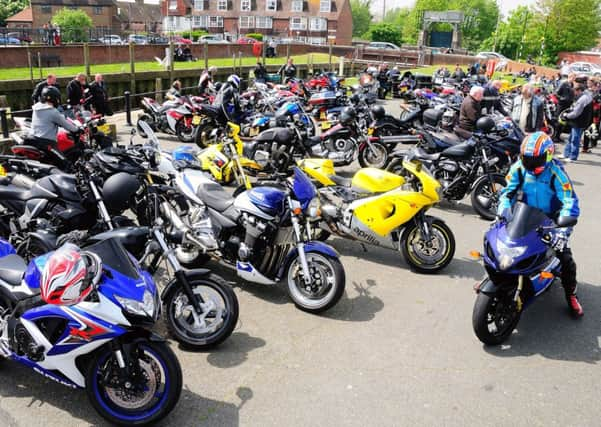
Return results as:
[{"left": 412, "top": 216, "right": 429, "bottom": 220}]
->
[
  {"left": 198, "top": 104, "right": 222, "bottom": 118},
  {"left": 430, "top": 130, "right": 463, "bottom": 146},
  {"left": 254, "top": 127, "right": 294, "bottom": 145},
  {"left": 305, "top": 135, "right": 322, "bottom": 147},
  {"left": 196, "top": 181, "right": 235, "bottom": 212},
  {"left": 0, "top": 254, "right": 27, "bottom": 286},
  {"left": 413, "top": 147, "right": 441, "bottom": 161},
  {"left": 441, "top": 141, "right": 475, "bottom": 159}
]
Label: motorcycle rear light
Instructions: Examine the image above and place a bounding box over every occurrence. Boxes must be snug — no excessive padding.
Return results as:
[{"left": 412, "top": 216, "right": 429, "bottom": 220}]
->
[{"left": 214, "top": 159, "right": 225, "bottom": 167}]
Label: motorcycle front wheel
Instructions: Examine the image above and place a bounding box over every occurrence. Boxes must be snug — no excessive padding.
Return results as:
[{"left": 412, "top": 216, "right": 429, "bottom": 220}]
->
[
  {"left": 358, "top": 142, "right": 389, "bottom": 169},
  {"left": 400, "top": 218, "right": 455, "bottom": 273},
  {"left": 286, "top": 252, "right": 345, "bottom": 313},
  {"left": 175, "top": 119, "right": 196, "bottom": 143},
  {"left": 470, "top": 174, "right": 506, "bottom": 220},
  {"left": 86, "top": 339, "right": 182, "bottom": 426},
  {"left": 472, "top": 288, "right": 521, "bottom": 345},
  {"left": 164, "top": 273, "right": 238, "bottom": 349}
]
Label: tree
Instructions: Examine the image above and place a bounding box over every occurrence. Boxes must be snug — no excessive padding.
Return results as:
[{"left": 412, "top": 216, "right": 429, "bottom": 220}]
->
[
  {"left": 350, "top": 0, "right": 372, "bottom": 38},
  {"left": 367, "top": 23, "right": 402, "bottom": 46},
  {"left": 0, "top": 0, "right": 28, "bottom": 26},
  {"left": 52, "top": 8, "right": 93, "bottom": 43}
]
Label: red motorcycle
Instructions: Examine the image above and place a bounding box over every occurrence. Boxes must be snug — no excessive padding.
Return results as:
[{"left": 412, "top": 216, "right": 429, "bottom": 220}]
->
[{"left": 137, "top": 95, "right": 199, "bottom": 142}]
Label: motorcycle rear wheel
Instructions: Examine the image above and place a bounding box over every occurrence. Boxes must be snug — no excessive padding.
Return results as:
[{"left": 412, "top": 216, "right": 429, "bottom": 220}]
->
[
  {"left": 400, "top": 218, "right": 455, "bottom": 273},
  {"left": 175, "top": 119, "right": 196, "bottom": 143},
  {"left": 472, "top": 290, "right": 521, "bottom": 345}
]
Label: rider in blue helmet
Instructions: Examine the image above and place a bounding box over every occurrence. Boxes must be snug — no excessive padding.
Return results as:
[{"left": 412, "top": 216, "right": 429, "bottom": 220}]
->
[{"left": 498, "top": 131, "right": 582, "bottom": 317}]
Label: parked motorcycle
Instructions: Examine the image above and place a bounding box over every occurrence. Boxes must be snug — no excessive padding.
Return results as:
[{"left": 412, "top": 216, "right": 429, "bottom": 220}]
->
[
  {"left": 472, "top": 202, "right": 577, "bottom": 345},
  {"left": 299, "top": 158, "right": 456, "bottom": 273},
  {"left": 137, "top": 96, "right": 197, "bottom": 142}
]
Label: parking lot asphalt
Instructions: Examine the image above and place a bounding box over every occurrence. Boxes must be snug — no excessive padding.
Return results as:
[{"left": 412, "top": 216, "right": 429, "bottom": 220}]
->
[{"left": 1, "top": 101, "right": 601, "bottom": 426}]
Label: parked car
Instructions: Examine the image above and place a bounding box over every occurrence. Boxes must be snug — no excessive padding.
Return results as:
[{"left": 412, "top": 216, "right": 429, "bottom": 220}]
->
[
  {"left": 476, "top": 51, "right": 509, "bottom": 71},
  {"left": 128, "top": 34, "right": 148, "bottom": 45},
  {"left": 568, "top": 61, "right": 601, "bottom": 77},
  {"left": 366, "top": 42, "right": 401, "bottom": 51},
  {"left": 99, "top": 35, "right": 124, "bottom": 45},
  {"left": 198, "top": 35, "right": 230, "bottom": 44},
  {"left": 148, "top": 34, "right": 169, "bottom": 44},
  {"left": 171, "top": 36, "right": 192, "bottom": 45},
  {"left": 236, "top": 37, "right": 259, "bottom": 44},
  {"left": 0, "top": 36, "right": 21, "bottom": 45},
  {"left": 6, "top": 32, "right": 31, "bottom": 43}
]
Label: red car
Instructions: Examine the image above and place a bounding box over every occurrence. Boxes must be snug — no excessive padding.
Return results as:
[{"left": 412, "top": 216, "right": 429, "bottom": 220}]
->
[
  {"left": 172, "top": 36, "right": 192, "bottom": 44},
  {"left": 236, "top": 37, "right": 259, "bottom": 44}
]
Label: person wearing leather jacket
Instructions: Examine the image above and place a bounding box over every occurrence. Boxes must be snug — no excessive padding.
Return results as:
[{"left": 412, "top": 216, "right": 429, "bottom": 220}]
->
[
  {"left": 456, "top": 86, "right": 484, "bottom": 138},
  {"left": 511, "top": 84, "right": 544, "bottom": 133},
  {"left": 498, "top": 132, "right": 582, "bottom": 317},
  {"left": 559, "top": 84, "right": 593, "bottom": 161},
  {"left": 482, "top": 80, "right": 508, "bottom": 116}
]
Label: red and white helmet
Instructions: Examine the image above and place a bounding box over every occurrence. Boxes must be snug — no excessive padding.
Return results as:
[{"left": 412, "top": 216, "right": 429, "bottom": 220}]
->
[{"left": 41, "top": 245, "right": 102, "bottom": 306}]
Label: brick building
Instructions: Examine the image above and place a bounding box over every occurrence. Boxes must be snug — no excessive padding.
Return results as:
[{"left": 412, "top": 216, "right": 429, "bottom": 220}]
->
[
  {"left": 29, "top": 0, "right": 118, "bottom": 30},
  {"left": 160, "top": 0, "right": 353, "bottom": 45}
]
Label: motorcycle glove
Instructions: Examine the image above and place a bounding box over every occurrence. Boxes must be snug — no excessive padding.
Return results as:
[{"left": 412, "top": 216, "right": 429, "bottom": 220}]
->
[{"left": 550, "top": 228, "right": 571, "bottom": 252}]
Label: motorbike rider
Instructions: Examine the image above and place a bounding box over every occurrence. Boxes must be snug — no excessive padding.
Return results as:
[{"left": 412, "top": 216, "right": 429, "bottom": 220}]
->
[
  {"left": 554, "top": 73, "right": 575, "bottom": 141},
  {"left": 213, "top": 74, "right": 241, "bottom": 120},
  {"left": 497, "top": 131, "right": 582, "bottom": 317},
  {"left": 31, "top": 86, "right": 81, "bottom": 144},
  {"left": 451, "top": 64, "right": 466, "bottom": 80},
  {"left": 482, "top": 80, "right": 508, "bottom": 116},
  {"left": 198, "top": 66, "right": 217, "bottom": 96},
  {"left": 32, "top": 74, "right": 59, "bottom": 104},
  {"left": 254, "top": 60, "right": 268, "bottom": 83},
  {"left": 456, "top": 85, "right": 484, "bottom": 139},
  {"left": 278, "top": 58, "right": 297, "bottom": 83}
]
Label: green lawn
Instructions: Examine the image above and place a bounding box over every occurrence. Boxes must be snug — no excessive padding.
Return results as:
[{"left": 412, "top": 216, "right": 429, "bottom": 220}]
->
[{"left": 0, "top": 53, "right": 337, "bottom": 81}]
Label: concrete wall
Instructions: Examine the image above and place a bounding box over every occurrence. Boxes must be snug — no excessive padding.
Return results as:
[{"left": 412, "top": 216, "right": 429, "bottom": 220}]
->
[{"left": 558, "top": 52, "right": 601, "bottom": 65}]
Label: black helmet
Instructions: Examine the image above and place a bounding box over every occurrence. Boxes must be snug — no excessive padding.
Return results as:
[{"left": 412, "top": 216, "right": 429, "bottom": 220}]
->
[
  {"left": 476, "top": 116, "right": 495, "bottom": 133},
  {"left": 350, "top": 93, "right": 361, "bottom": 104},
  {"left": 41, "top": 86, "right": 61, "bottom": 106},
  {"left": 101, "top": 172, "right": 140, "bottom": 214},
  {"left": 370, "top": 104, "right": 385, "bottom": 120},
  {"left": 339, "top": 106, "right": 357, "bottom": 124}
]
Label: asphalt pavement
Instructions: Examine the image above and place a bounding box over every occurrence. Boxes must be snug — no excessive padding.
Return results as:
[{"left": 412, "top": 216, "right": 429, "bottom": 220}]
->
[{"left": 1, "top": 102, "right": 600, "bottom": 426}]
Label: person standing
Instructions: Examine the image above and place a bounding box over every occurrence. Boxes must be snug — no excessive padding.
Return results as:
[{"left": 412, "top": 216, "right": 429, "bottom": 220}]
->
[
  {"left": 66, "top": 73, "right": 88, "bottom": 107},
  {"left": 88, "top": 74, "right": 112, "bottom": 116},
  {"left": 559, "top": 83, "right": 593, "bottom": 162},
  {"left": 198, "top": 66, "right": 217, "bottom": 96},
  {"left": 482, "top": 80, "right": 508, "bottom": 115},
  {"left": 511, "top": 84, "right": 544, "bottom": 133},
  {"left": 554, "top": 73, "right": 575, "bottom": 141},
  {"left": 456, "top": 86, "right": 484, "bottom": 138},
  {"left": 254, "top": 60, "right": 267, "bottom": 83},
  {"left": 451, "top": 64, "right": 466, "bottom": 80},
  {"left": 32, "top": 74, "right": 58, "bottom": 104},
  {"left": 278, "top": 58, "right": 297, "bottom": 83}
]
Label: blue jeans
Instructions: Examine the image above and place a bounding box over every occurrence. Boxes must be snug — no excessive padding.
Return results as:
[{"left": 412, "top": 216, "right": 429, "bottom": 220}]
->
[{"left": 564, "top": 127, "right": 584, "bottom": 160}]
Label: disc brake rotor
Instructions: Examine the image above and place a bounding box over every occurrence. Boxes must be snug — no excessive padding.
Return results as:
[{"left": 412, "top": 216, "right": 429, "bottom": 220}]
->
[{"left": 104, "top": 356, "right": 159, "bottom": 410}]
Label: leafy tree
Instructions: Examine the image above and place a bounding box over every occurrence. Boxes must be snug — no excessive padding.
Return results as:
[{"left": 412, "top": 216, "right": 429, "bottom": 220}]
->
[
  {"left": 367, "top": 23, "right": 402, "bottom": 46},
  {"left": 350, "top": 0, "right": 372, "bottom": 37},
  {"left": 52, "top": 8, "right": 93, "bottom": 43},
  {"left": 0, "top": 0, "right": 28, "bottom": 26}
]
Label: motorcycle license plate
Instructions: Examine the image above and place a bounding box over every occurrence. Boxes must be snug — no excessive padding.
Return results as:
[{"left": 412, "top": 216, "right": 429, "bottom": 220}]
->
[
  {"left": 97, "top": 123, "right": 111, "bottom": 134},
  {"left": 320, "top": 111, "right": 326, "bottom": 120},
  {"left": 192, "top": 115, "right": 202, "bottom": 125},
  {"left": 367, "top": 127, "right": 374, "bottom": 135},
  {"left": 250, "top": 127, "right": 259, "bottom": 136},
  {"left": 0, "top": 165, "right": 5, "bottom": 177},
  {"left": 321, "top": 122, "right": 332, "bottom": 130}
]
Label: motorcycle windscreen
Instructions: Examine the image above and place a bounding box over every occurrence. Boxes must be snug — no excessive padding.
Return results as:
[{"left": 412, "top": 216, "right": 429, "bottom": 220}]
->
[
  {"left": 292, "top": 167, "right": 316, "bottom": 210},
  {"left": 85, "top": 238, "right": 140, "bottom": 279},
  {"left": 506, "top": 202, "right": 550, "bottom": 239}
]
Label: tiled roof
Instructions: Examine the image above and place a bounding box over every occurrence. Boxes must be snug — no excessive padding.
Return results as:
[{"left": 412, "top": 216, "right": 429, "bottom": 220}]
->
[{"left": 5, "top": 7, "right": 33, "bottom": 22}]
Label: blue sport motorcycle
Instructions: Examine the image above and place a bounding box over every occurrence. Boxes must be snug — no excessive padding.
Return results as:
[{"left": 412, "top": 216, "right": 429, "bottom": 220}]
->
[
  {"left": 0, "top": 238, "right": 182, "bottom": 425},
  {"left": 472, "top": 202, "right": 577, "bottom": 345}
]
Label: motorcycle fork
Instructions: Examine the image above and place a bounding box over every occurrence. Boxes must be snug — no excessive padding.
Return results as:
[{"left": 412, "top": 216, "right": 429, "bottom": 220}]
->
[
  {"left": 514, "top": 275, "right": 524, "bottom": 312},
  {"left": 415, "top": 211, "right": 432, "bottom": 241},
  {"left": 290, "top": 198, "right": 311, "bottom": 285}
]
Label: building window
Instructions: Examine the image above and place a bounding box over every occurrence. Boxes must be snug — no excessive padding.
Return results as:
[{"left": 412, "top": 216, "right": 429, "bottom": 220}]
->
[
  {"left": 239, "top": 16, "right": 254, "bottom": 28},
  {"left": 67, "top": 5, "right": 77, "bottom": 9},
  {"left": 217, "top": 0, "right": 227, "bottom": 10},
  {"left": 169, "top": 0, "right": 177, "bottom": 10},
  {"left": 290, "top": 17, "right": 306, "bottom": 30},
  {"left": 308, "top": 36, "right": 326, "bottom": 45},
  {"left": 256, "top": 16, "right": 272, "bottom": 28},
  {"left": 241, "top": 0, "right": 251, "bottom": 11},
  {"left": 93, "top": 6, "right": 103, "bottom": 14},
  {"left": 193, "top": 0, "right": 203, "bottom": 9},
  {"left": 319, "top": 0, "right": 330, "bottom": 12},
  {"left": 266, "top": 0, "right": 276, "bottom": 11},
  {"left": 209, "top": 16, "right": 223, "bottom": 27},
  {"left": 166, "top": 15, "right": 177, "bottom": 30},
  {"left": 41, "top": 5, "right": 52, "bottom": 13},
  {"left": 291, "top": 0, "right": 302, "bottom": 12},
  {"left": 309, "top": 17, "right": 327, "bottom": 31},
  {"left": 193, "top": 15, "right": 207, "bottom": 27}
]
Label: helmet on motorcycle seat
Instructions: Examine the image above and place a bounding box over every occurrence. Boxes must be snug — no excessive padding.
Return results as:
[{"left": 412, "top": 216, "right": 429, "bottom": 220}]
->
[
  {"left": 213, "top": 82, "right": 222, "bottom": 91},
  {"left": 41, "top": 244, "right": 102, "bottom": 306},
  {"left": 41, "top": 86, "right": 61, "bottom": 106},
  {"left": 520, "top": 131, "right": 554, "bottom": 175},
  {"left": 208, "top": 66, "right": 217, "bottom": 73},
  {"left": 476, "top": 116, "right": 495, "bottom": 133},
  {"left": 227, "top": 74, "right": 241, "bottom": 89},
  {"left": 339, "top": 106, "right": 357, "bottom": 125},
  {"left": 370, "top": 104, "right": 386, "bottom": 120},
  {"left": 101, "top": 172, "right": 140, "bottom": 215}
]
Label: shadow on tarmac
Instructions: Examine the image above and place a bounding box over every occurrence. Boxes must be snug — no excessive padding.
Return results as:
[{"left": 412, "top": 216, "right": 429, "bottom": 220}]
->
[
  {"left": 483, "top": 282, "right": 601, "bottom": 363},
  {"left": 0, "top": 358, "right": 245, "bottom": 427},
  {"left": 322, "top": 279, "right": 384, "bottom": 322},
  {"left": 207, "top": 332, "right": 267, "bottom": 369}
]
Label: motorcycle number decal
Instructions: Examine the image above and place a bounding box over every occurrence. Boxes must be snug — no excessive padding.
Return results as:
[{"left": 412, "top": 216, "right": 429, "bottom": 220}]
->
[{"left": 62, "top": 308, "right": 111, "bottom": 344}]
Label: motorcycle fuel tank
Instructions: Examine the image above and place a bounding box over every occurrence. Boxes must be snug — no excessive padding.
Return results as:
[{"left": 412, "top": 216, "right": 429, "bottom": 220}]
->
[
  {"left": 351, "top": 168, "right": 405, "bottom": 193},
  {"left": 234, "top": 187, "right": 286, "bottom": 219}
]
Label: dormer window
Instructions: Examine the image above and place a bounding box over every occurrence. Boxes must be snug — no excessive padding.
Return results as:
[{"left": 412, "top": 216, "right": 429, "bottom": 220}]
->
[{"left": 319, "top": 0, "right": 330, "bottom": 12}]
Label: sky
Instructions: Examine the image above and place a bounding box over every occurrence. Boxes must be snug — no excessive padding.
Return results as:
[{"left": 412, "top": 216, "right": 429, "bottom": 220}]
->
[{"left": 370, "top": 0, "right": 538, "bottom": 19}]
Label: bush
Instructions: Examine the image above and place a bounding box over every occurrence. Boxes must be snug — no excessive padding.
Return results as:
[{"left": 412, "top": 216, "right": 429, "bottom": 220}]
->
[
  {"left": 365, "top": 23, "right": 402, "bottom": 47},
  {"left": 245, "top": 33, "right": 263, "bottom": 41},
  {"left": 52, "top": 8, "right": 93, "bottom": 42},
  {"left": 178, "top": 30, "right": 208, "bottom": 41}
]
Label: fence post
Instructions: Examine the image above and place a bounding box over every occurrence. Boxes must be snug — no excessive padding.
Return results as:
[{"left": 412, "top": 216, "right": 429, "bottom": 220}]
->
[
  {"left": 286, "top": 43, "right": 290, "bottom": 61},
  {"left": 168, "top": 41, "right": 174, "bottom": 84},
  {"left": 155, "top": 78, "right": 163, "bottom": 103},
  {"left": 204, "top": 41, "right": 209, "bottom": 71},
  {"left": 124, "top": 91, "right": 132, "bottom": 126},
  {"left": 129, "top": 42, "right": 136, "bottom": 94},
  {"left": 328, "top": 43, "right": 333, "bottom": 72},
  {"left": 37, "top": 52, "right": 42, "bottom": 80},
  {"left": 83, "top": 43, "right": 90, "bottom": 77},
  {"left": 0, "top": 109, "right": 9, "bottom": 139},
  {"left": 27, "top": 46, "right": 33, "bottom": 83}
]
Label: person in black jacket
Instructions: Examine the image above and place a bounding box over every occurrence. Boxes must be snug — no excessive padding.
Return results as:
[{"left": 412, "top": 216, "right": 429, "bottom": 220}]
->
[
  {"left": 88, "top": 74, "right": 112, "bottom": 116},
  {"left": 278, "top": 58, "right": 297, "bottom": 83},
  {"left": 32, "top": 74, "right": 58, "bottom": 104},
  {"left": 254, "top": 61, "right": 268, "bottom": 83},
  {"left": 554, "top": 73, "right": 575, "bottom": 141},
  {"left": 66, "top": 73, "right": 88, "bottom": 107},
  {"left": 482, "top": 80, "right": 508, "bottom": 115}
]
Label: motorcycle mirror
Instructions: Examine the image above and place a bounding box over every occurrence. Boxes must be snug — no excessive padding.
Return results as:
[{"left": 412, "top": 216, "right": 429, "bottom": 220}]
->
[{"left": 556, "top": 216, "right": 577, "bottom": 228}]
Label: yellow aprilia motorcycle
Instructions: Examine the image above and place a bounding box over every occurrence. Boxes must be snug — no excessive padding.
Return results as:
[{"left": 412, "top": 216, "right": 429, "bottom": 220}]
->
[
  {"left": 197, "top": 122, "right": 262, "bottom": 189},
  {"left": 298, "top": 158, "right": 455, "bottom": 273}
]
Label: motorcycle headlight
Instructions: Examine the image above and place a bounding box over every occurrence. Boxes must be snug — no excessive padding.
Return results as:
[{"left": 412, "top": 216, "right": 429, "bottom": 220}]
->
[
  {"left": 307, "top": 197, "right": 322, "bottom": 218},
  {"left": 116, "top": 290, "right": 156, "bottom": 318},
  {"left": 496, "top": 240, "right": 526, "bottom": 271}
]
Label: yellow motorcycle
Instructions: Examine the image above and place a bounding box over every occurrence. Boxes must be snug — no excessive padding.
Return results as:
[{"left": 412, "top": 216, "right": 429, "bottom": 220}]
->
[
  {"left": 196, "top": 122, "right": 262, "bottom": 189},
  {"left": 298, "top": 158, "right": 455, "bottom": 273}
]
